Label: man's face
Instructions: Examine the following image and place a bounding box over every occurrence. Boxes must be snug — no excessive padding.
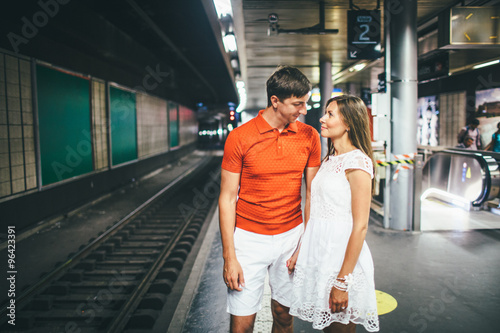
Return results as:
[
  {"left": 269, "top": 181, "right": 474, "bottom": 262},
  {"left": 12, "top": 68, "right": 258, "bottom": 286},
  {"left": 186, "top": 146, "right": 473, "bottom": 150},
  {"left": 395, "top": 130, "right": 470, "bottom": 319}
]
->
[
  {"left": 464, "top": 138, "right": 473, "bottom": 147},
  {"left": 274, "top": 95, "right": 309, "bottom": 124}
]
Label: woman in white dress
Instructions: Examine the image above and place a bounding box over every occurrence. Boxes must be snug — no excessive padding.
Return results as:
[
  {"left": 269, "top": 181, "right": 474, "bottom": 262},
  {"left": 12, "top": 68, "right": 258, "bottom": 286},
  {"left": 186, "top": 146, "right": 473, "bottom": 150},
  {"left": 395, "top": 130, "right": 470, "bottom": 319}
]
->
[{"left": 287, "top": 95, "right": 379, "bottom": 332}]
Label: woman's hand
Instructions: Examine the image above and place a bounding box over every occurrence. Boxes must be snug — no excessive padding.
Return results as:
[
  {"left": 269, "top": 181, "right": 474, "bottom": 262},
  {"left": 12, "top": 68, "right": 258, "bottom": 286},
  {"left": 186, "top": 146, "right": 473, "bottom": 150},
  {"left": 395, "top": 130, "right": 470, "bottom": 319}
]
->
[
  {"left": 286, "top": 248, "right": 300, "bottom": 274},
  {"left": 329, "top": 286, "right": 349, "bottom": 313}
]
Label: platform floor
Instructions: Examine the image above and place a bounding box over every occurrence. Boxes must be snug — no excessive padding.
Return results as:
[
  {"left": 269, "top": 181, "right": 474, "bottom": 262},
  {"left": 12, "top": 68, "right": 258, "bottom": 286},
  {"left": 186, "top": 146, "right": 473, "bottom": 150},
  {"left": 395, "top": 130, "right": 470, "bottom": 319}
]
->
[
  {"left": 175, "top": 206, "right": 500, "bottom": 333},
  {"left": 2, "top": 151, "right": 500, "bottom": 332},
  {"left": 421, "top": 198, "right": 500, "bottom": 231}
]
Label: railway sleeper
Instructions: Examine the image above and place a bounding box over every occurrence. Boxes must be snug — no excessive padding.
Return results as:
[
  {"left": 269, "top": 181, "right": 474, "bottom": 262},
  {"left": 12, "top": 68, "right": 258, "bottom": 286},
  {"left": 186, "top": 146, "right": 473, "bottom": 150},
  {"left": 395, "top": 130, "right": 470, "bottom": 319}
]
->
[
  {"left": 108, "top": 249, "right": 160, "bottom": 256},
  {"left": 138, "top": 293, "right": 167, "bottom": 310},
  {"left": 148, "top": 279, "right": 175, "bottom": 294},
  {"left": 76, "top": 259, "right": 97, "bottom": 270},
  {"left": 174, "top": 241, "right": 193, "bottom": 251},
  {"left": 117, "top": 230, "right": 131, "bottom": 240},
  {"left": 29, "top": 295, "right": 54, "bottom": 310},
  {"left": 97, "top": 259, "right": 155, "bottom": 267},
  {"left": 85, "top": 269, "right": 146, "bottom": 279},
  {"left": 34, "top": 308, "right": 115, "bottom": 325},
  {"left": 132, "top": 226, "right": 178, "bottom": 232},
  {"left": 126, "top": 234, "right": 173, "bottom": 241},
  {"left": 157, "top": 267, "right": 180, "bottom": 281},
  {"left": 87, "top": 250, "right": 107, "bottom": 261},
  {"left": 108, "top": 236, "right": 123, "bottom": 246},
  {"left": 169, "top": 248, "right": 189, "bottom": 260},
  {"left": 119, "top": 241, "right": 167, "bottom": 248},
  {"left": 164, "top": 257, "right": 185, "bottom": 271},
  {"left": 60, "top": 269, "right": 85, "bottom": 282},
  {"left": 67, "top": 280, "right": 137, "bottom": 293},
  {"left": 183, "top": 227, "right": 200, "bottom": 238},
  {"left": 42, "top": 281, "right": 71, "bottom": 295},
  {"left": 126, "top": 309, "right": 159, "bottom": 329},
  {"left": 142, "top": 217, "right": 177, "bottom": 225},
  {"left": 30, "top": 293, "right": 129, "bottom": 310},
  {"left": 179, "top": 234, "right": 197, "bottom": 244},
  {"left": 98, "top": 243, "right": 115, "bottom": 254}
]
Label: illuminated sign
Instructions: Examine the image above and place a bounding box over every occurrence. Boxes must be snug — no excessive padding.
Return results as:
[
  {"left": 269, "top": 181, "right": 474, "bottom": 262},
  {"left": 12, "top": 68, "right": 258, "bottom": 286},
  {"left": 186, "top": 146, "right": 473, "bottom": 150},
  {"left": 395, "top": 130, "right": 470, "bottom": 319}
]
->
[{"left": 347, "top": 10, "right": 382, "bottom": 60}]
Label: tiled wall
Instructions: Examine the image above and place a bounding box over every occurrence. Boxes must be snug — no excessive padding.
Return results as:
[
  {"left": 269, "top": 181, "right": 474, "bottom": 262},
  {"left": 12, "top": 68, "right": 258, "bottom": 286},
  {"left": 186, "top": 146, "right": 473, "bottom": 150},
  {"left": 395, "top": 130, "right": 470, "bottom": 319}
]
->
[
  {"left": 136, "top": 92, "right": 168, "bottom": 158},
  {"left": 92, "top": 80, "right": 109, "bottom": 170},
  {"left": 439, "top": 91, "right": 466, "bottom": 147},
  {"left": 0, "top": 52, "right": 37, "bottom": 198}
]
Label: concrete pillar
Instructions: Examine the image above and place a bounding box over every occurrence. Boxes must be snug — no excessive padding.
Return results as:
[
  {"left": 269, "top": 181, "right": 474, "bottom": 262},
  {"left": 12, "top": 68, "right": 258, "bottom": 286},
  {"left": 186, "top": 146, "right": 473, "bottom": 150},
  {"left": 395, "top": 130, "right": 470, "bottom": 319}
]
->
[
  {"left": 305, "top": 104, "right": 321, "bottom": 142},
  {"left": 386, "top": 0, "right": 418, "bottom": 230},
  {"left": 319, "top": 60, "right": 332, "bottom": 158},
  {"left": 346, "top": 82, "right": 359, "bottom": 96}
]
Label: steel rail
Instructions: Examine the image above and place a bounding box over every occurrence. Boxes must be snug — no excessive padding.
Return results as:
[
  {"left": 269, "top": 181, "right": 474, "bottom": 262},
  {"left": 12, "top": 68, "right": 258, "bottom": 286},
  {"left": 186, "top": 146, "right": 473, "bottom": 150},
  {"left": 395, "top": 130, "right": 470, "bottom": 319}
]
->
[{"left": 0, "top": 157, "right": 212, "bottom": 326}]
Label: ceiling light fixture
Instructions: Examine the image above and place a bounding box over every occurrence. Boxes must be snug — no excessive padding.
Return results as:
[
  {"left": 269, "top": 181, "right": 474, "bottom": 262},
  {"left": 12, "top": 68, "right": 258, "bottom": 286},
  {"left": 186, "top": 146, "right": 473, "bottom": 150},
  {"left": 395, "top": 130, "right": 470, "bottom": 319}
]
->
[
  {"left": 213, "top": 0, "right": 233, "bottom": 18},
  {"left": 472, "top": 59, "right": 500, "bottom": 69},
  {"left": 223, "top": 33, "right": 237, "bottom": 52},
  {"left": 353, "top": 63, "right": 367, "bottom": 71}
]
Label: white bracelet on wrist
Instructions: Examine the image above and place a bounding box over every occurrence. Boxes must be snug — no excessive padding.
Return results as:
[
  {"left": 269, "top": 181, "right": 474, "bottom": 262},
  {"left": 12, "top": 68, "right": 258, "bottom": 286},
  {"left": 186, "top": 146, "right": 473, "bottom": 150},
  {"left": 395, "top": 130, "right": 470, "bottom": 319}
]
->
[{"left": 333, "top": 273, "right": 353, "bottom": 292}]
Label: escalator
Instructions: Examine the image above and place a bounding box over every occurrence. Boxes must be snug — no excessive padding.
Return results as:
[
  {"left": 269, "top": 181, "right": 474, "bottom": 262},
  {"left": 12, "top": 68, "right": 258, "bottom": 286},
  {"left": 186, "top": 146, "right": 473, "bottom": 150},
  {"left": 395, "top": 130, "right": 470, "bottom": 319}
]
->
[{"left": 422, "top": 149, "right": 500, "bottom": 209}]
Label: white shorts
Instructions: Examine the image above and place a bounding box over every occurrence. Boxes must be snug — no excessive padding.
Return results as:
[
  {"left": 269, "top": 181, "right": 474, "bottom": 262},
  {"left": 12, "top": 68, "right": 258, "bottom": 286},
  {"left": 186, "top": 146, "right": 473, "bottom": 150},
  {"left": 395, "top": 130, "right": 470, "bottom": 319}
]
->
[{"left": 227, "top": 224, "right": 303, "bottom": 316}]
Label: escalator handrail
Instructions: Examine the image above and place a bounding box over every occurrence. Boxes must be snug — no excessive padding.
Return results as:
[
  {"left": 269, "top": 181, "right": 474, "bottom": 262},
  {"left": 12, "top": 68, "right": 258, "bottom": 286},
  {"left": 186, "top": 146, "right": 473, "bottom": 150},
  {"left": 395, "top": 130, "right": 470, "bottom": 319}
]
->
[{"left": 441, "top": 150, "right": 492, "bottom": 206}]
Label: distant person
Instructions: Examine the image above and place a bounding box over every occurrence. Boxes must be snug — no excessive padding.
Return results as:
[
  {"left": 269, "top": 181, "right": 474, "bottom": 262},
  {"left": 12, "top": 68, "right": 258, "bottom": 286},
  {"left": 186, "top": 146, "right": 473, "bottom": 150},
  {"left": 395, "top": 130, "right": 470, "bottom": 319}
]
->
[
  {"left": 219, "top": 65, "right": 321, "bottom": 333},
  {"left": 457, "top": 119, "right": 482, "bottom": 150},
  {"left": 456, "top": 136, "right": 474, "bottom": 149},
  {"left": 287, "top": 95, "right": 379, "bottom": 332},
  {"left": 485, "top": 121, "right": 500, "bottom": 152}
]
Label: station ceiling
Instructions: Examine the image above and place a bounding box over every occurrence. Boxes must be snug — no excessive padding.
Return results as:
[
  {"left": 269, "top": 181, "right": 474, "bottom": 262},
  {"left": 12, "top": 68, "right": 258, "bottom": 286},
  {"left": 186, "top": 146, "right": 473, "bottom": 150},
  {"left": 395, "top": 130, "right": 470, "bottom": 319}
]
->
[
  {"left": 232, "top": 0, "right": 500, "bottom": 112},
  {"left": 0, "top": 0, "right": 238, "bottom": 109},
  {"left": 0, "top": 0, "right": 499, "bottom": 114}
]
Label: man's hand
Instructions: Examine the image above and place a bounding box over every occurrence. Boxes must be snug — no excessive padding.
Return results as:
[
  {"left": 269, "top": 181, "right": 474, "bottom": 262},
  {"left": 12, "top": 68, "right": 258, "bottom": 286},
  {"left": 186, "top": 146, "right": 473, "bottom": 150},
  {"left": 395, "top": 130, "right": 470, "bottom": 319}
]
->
[{"left": 223, "top": 258, "right": 245, "bottom": 291}]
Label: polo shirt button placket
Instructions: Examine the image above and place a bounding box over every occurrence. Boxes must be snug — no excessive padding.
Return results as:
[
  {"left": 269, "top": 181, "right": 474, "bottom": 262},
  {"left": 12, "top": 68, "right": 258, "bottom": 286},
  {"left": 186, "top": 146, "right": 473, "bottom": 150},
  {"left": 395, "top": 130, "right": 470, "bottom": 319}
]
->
[{"left": 277, "top": 132, "right": 283, "bottom": 156}]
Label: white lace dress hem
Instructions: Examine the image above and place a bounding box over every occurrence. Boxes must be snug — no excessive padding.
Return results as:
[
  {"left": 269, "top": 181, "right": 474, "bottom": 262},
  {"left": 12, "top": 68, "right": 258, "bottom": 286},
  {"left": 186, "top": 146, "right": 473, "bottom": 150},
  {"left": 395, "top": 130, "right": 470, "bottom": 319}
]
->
[{"left": 289, "top": 149, "right": 380, "bottom": 331}]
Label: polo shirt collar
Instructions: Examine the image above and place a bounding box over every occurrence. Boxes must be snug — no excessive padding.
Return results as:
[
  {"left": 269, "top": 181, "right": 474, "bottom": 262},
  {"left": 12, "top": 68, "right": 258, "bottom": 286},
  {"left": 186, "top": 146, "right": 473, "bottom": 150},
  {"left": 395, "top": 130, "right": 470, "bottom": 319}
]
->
[{"left": 255, "top": 109, "right": 298, "bottom": 134}]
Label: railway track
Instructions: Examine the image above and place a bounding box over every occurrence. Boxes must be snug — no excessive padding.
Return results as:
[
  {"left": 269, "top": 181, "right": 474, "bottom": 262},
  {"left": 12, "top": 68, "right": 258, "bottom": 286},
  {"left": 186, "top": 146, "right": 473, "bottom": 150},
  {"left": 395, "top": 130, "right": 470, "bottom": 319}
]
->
[{"left": 1, "top": 157, "right": 222, "bottom": 333}]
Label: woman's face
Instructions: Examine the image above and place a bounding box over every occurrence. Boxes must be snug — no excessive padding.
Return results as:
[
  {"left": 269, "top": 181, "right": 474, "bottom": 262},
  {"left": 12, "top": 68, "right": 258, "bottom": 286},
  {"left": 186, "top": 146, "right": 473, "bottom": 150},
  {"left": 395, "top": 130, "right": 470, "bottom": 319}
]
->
[{"left": 319, "top": 101, "right": 349, "bottom": 139}]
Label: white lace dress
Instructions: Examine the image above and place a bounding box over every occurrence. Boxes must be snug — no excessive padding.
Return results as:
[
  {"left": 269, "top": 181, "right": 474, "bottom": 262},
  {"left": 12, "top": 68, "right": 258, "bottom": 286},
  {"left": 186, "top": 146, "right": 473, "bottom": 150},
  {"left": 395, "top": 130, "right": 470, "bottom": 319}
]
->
[{"left": 290, "top": 149, "right": 379, "bottom": 331}]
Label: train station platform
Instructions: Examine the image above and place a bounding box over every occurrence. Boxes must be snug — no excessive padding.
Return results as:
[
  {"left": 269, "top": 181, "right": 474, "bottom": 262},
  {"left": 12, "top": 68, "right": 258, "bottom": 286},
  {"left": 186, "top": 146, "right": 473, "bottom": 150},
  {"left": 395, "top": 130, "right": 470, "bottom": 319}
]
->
[
  {"left": 2, "top": 149, "right": 500, "bottom": 332},
  {"left": 172, "top": 199, "right": 500, "bottom": 332}
]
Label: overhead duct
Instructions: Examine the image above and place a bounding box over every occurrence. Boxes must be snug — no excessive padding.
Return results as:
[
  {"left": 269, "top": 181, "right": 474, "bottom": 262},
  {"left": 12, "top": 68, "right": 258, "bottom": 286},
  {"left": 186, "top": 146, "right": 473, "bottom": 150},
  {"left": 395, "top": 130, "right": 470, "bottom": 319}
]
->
[{"left": 268, "top": 0, "right": 339, "bottom": 35}]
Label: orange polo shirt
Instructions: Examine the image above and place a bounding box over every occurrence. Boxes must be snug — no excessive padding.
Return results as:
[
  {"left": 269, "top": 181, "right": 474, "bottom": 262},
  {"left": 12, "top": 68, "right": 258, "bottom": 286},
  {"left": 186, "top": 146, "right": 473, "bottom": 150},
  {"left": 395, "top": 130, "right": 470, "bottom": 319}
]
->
[{"left": 221, "top": 110, "right": 321, "bottom": 235}]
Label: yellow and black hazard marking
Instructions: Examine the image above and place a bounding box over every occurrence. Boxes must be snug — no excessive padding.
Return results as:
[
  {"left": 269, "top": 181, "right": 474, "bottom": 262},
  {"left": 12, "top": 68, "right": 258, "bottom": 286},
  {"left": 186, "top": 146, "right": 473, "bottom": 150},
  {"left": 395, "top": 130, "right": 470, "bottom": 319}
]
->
[{"left": 376, "top": 159, "right": 414, "bottom": 167}]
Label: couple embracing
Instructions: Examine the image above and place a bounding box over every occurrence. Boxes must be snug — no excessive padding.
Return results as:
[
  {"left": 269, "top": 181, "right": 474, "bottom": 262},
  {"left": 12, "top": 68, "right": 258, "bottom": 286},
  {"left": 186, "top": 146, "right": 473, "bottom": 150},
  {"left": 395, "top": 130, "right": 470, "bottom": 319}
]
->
[{"left": 219, "top": 66, "right": 379, "bottom": 333}]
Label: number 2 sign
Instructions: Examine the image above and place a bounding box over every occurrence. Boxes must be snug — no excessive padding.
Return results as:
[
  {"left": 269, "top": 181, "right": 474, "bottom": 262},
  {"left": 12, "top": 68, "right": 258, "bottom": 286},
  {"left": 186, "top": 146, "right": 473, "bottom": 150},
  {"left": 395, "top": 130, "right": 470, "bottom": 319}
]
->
[{"left": 347, "top": 10, "right": 382, "bottom": 60}]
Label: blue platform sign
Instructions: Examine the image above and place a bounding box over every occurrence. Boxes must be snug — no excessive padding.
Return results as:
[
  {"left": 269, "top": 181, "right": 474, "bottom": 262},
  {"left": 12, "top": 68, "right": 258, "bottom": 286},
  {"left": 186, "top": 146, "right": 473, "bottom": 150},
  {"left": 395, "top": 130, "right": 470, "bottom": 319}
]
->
[{"left": 347, "top": 10, "right": 381, "bottom": 60}]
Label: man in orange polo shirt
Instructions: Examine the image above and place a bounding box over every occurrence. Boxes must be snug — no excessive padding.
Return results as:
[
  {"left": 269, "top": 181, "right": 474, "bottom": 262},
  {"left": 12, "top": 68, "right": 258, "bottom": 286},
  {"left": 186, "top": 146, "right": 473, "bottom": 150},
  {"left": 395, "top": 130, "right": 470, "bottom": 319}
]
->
[{"left": 219, "top": 66, "right": 321, "bottom": 333}]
